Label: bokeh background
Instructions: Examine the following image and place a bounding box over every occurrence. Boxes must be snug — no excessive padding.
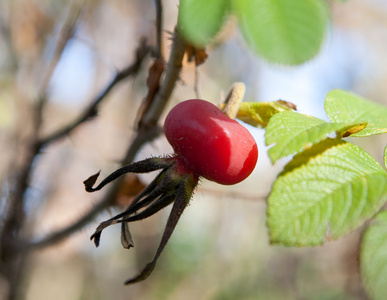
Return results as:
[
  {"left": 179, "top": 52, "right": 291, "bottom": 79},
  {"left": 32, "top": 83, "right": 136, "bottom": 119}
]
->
[{"left": 1, "top": 0, "right": 387, "bottom": 299}]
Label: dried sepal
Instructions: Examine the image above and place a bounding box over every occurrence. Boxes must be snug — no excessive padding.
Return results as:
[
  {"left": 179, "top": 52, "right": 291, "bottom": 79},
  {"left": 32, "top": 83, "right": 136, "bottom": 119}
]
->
[
  {"left": 85, "top": 155, "right": 199, "bottom": 284},
  {"left": 89, "top": 164, "right": 180, "bottom": 247},
  {"left": 84, "top": 157, "right": 174, "bottom": 193},
  {"left": 125, "top": 173, "right": 198, "bottom": 284},
  {"left": 83, "top": 171, "right": 101, "bottom": 192},
  {"left": 276, "top": 99, "right": 297, "bottom": 110},
  {"left": 121, "top": 223, "right": 134, "bottom": 249},
  {"left": 90, "top": 219, "right": 119, "bottom": 247}
]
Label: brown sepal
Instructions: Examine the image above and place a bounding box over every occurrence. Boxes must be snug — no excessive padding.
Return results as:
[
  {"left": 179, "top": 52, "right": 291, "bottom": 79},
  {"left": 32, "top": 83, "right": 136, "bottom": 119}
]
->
[{"left": 186, "top": 45, "right": 208, "bottom": 66}]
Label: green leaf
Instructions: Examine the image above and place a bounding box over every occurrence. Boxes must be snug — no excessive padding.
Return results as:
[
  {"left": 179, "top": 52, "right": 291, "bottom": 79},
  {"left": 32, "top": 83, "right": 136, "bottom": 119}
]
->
[
  {"left": 265, "top": 111, "right": 366, "bottom": 163},
  {"left": 232, "top": 0, "right": 329, "bottom": 65},
  {"left": 325, "top": 89, "right": 387, "bottom": 137},
  {"left": 178, "top": 0, "right": 230, "bottom": 47},
  {"left": 385, "top": 144, "right": 387, "bottom": 170},
  {"left": 267, "top": 140, "right": 387, "bottom": 246},
  {"left": 361, "top": 210, "right": 387, "bottom": 300},
  {"left": 234, "top": 100, "right": 295, "bottom": 128}
]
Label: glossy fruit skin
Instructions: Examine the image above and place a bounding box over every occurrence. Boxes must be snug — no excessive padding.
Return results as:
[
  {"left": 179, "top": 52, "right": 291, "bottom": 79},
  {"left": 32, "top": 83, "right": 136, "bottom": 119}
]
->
[{"left": 164, "top": 99, "right": 258, "bottom": 185}]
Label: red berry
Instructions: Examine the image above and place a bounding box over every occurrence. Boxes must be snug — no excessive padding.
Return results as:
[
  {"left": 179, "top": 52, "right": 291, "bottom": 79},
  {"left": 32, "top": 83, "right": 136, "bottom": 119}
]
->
[{"left": 164, "top": 99, "right": 258, "bottom": 185}]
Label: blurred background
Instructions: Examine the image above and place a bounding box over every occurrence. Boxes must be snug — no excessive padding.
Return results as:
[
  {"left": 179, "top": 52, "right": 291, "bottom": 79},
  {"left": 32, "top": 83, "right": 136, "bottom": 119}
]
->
[{"left": 1, "top": 0, "right": 387, "bottom": 299}]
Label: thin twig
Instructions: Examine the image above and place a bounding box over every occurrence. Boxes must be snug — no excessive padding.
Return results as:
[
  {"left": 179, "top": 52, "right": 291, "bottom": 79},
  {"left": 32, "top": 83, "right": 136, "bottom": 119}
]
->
[
  {"left": 38, "top": 39, "right": 150, "bottom": 147},
  {"left": 36, "top": 0, "right": 86, "bottom": 131},
  {"left": 38, "top": 0, "right": 85, "bottom": 107},
  {"left": 0, "top": 15, "right": 18, "bottom": 71},
  {"left": 154, "top": 0, "right": 163, "bottom": 60}
]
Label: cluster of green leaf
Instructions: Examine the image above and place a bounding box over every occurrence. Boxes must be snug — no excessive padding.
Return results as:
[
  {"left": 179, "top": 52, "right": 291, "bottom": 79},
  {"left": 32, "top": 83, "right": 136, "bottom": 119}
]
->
[
  {"left": 178, "top": 0, "right": 329, "bottom": 65},
  {"left": 241, "top": 89, "right": 387, "bottom": 299},
  {"left": 178, "top": 1, "right": 387, "bottom": 298}
]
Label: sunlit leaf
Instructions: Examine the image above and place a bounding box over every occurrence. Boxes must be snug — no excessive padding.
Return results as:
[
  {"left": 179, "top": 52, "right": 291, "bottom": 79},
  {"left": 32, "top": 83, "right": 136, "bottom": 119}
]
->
[
  {"left": 267, "top": 139, "right": 387, "bottom": 246},
  {"left": 232, "top": 101, "right": 295, "bottom": 128},
  {"left": 232, "top": 0, "right": 328, "bottom": 64},
  {"left": 178, "top": 0, "right": 230, "bottom": 47},
  {"left": 325, "top": 89, "right": 387, "bottom": 137},
  {"left": 265, "top": 111, "right": 366, "bottom": 163},
  {"left": 361, "top": 210, "right": 387, "bottom": 300}
]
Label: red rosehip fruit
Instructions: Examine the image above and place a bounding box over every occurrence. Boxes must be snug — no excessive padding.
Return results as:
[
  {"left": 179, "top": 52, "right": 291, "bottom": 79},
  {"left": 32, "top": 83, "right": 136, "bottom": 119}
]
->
[{"left": 164, "top": 99, "right": 258, "bottom": 185}]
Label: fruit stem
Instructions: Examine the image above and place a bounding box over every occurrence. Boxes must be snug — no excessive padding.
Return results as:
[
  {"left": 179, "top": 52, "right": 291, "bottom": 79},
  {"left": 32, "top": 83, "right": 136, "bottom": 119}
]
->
[{"left": 222, "top": 82, "right": 246, "bottom": 119}]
